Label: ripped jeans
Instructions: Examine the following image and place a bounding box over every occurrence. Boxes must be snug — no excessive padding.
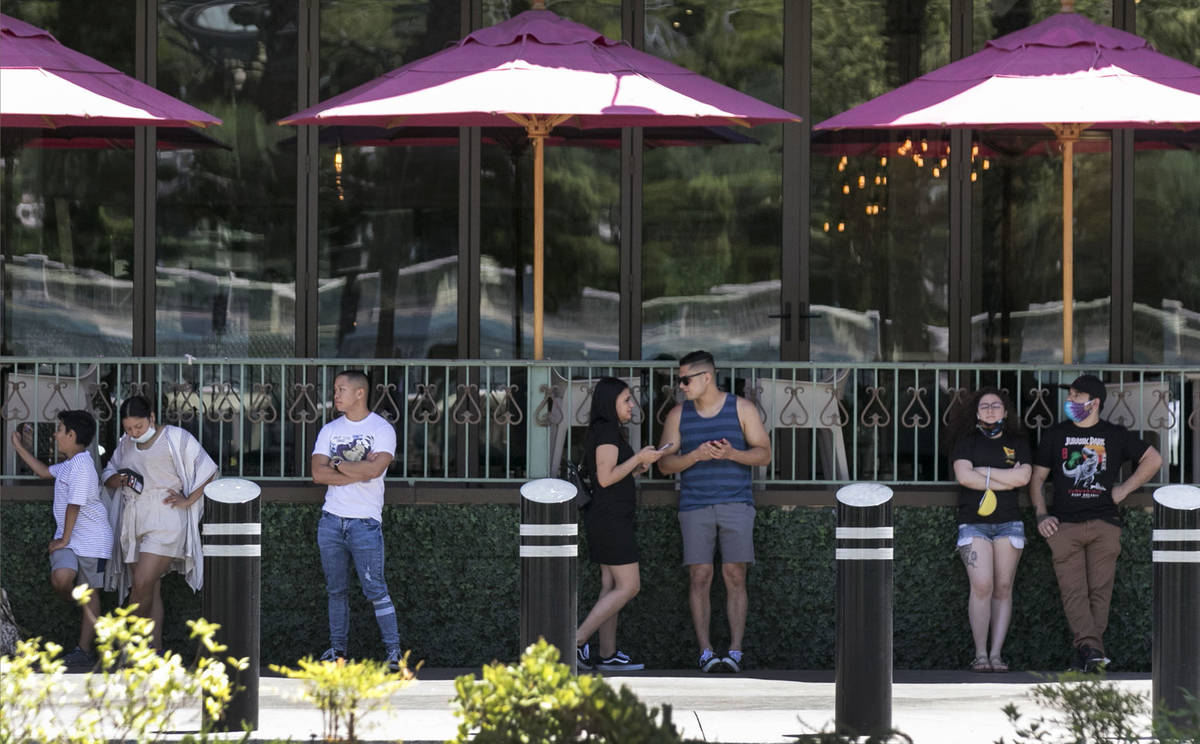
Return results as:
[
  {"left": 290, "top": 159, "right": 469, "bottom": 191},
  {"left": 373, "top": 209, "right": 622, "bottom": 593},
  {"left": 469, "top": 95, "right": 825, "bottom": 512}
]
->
[{"left": 317, "top": 511, "right": 400, "bottom": 652}]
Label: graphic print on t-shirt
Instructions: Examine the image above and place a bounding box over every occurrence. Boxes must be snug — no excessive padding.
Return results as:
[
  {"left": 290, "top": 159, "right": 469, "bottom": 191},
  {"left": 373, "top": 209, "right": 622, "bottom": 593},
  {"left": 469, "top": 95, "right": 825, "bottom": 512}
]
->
[
  {"left": 1061, "top": 436, "right": 1107, "bottom": 494},
  {"left": 330, "top": 434, "right": 374, "bottom": 462},
  {"left": 1002, "top": 446, "right": 1016, "bottom": 465}
]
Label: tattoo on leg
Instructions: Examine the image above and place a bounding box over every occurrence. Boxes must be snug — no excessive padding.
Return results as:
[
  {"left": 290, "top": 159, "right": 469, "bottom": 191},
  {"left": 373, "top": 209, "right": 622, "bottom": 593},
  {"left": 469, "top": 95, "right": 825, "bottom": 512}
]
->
[{"left": 958, "top": 545, "right": 977, "bottom": 568}]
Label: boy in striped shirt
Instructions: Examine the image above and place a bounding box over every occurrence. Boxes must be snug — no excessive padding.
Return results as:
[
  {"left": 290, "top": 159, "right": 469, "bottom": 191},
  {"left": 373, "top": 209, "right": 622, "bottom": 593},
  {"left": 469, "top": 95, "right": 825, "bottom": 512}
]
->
[{"left": 10, "top": 410, "right": 112, "bottom": 669}]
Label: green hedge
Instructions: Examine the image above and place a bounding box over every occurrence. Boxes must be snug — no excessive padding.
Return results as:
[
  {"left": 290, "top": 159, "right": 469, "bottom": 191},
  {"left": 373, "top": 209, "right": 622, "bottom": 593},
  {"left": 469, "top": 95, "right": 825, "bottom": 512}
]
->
[{"left": 0, "top": 502, "right": 1152, "bottom": 671}]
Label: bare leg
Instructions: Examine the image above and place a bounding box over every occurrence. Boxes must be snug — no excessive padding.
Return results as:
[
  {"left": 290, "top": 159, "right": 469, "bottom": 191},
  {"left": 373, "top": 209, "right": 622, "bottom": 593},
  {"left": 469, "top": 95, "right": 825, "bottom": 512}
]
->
[
  {"left": 688, "top": 563, "right": 715, "bottom": 652},
  {"left": 960, "top": 538, "right": 994, "bottom": 660},
  {"left": 51, "top": 568, "right": 98, "bottom": 651},
  {"left": 722, "top": 562, "right": 748, "bottom": 652},
  {"left": 595, "top": 565, "right": 619, "bottom": 657},
  {"left": 576, "top": 563, "right": 640, "bottom": 657},
  {"left": 989, "top": 538, "right": 1023, "bottom": 662},
  {"left": 128, "top": 553, "right": 173, "bottom": 651}
]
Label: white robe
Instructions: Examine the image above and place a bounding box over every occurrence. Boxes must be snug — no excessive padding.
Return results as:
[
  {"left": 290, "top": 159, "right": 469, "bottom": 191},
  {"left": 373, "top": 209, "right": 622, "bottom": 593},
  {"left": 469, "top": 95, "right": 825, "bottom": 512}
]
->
[{"left": 102, "top": 425, "right": 218, "bottom": 600}]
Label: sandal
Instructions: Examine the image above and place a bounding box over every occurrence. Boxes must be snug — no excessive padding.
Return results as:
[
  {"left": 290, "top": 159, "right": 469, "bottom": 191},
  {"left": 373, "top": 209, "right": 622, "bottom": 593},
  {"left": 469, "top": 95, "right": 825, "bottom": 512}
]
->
[
  {"left": 989, "top": 656, "right": 1009, "bottom": 673},
  {"left": 970, "top": 655, "right": 992, "bottom": 673}
]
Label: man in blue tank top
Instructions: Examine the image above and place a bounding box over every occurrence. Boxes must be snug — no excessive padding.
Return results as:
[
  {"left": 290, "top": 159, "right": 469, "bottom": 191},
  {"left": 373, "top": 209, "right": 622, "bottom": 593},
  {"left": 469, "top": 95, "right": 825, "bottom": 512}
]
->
[{"left": 657, "top": 350, "right": 771, "bottom": 673}]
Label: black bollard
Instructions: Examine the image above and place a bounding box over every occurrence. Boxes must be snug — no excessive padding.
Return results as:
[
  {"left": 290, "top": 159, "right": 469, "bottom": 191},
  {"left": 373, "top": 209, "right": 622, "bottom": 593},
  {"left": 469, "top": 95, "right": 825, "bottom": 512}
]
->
[
  {"left": 834, "top": 482, "right": 894, "bottom": 738},
  {"left": 519, "top": 477, "right": 579, "bottom": 671},
  {"left": 1151, "top": 484, "right": 1200, "bottom": 728},
  {"left": 201, "top": 478, "right": 261, "bottom": 731}
]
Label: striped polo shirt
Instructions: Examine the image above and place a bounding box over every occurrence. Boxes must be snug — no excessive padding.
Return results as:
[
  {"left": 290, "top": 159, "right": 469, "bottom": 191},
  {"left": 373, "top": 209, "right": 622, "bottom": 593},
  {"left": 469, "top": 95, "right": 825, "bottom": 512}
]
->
[{"left": 678, "top": 394, "right": 753, "bottom": 510}]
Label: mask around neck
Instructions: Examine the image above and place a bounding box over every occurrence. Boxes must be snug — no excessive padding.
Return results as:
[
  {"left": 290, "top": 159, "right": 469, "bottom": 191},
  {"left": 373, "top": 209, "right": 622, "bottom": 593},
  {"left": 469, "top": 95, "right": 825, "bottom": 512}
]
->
[{"left": 131, "top": 425, "right": 157, "bottom": 444}]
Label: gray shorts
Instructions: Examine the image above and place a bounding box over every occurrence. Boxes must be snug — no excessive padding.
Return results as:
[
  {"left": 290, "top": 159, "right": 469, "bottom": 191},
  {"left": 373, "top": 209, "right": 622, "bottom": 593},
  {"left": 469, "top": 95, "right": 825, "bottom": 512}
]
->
[
  {"left": 678, "top": 502, "right": 756, "bottom": 566},
  {"left": 50, "top": 548, "right": 108, "bottom": 589}
]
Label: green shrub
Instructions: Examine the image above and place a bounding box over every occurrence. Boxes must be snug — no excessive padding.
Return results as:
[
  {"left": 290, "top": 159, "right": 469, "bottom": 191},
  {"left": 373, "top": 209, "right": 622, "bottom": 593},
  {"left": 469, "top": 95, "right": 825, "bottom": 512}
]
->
[
  {"left": 450, "top": 639, "right": 686, "bottom": 743},
  {"left": 0, "top": 501, "right": 1155, "bottom": 670},
  {"left": 0, "top": 587, "right": 246, "bottom": 744},
  {"left": 270, "top": 652, "right": 417, "bottom": 743}
]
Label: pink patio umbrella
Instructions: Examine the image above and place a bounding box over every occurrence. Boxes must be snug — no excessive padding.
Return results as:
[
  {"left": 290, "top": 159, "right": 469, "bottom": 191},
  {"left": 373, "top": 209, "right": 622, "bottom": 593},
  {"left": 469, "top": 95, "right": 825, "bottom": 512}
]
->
[
  {"left": 280, "top": 5, "right": 799, "bottom": 359},
  {"left": 815, "top": 2, "right": 1200, "bottom": 362},
  {"left": 0, "top": 13, "right": 220, "bottom": 129}
]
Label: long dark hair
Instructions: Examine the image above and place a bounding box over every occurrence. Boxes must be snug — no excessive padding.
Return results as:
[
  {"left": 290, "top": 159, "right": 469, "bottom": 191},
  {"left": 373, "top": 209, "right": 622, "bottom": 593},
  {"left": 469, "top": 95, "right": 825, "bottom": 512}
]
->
[
  {"left": 946, "top": 387, "right": 1024, "bottom": 453},
  {"left": 584, "top": 377, "right": 630, "bottom": 474},
  {"left": 118, "top": 395, "right": 155, "bottom": 422},
  {"left": 589, "top": 377, "right": 629, "bottom": 428}
]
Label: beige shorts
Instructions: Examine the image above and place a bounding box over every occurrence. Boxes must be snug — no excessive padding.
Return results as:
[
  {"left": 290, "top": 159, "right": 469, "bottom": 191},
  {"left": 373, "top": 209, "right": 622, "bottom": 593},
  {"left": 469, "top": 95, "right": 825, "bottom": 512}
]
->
[{"left": 121, "top": 492, "right": 187, "bottom": 560}]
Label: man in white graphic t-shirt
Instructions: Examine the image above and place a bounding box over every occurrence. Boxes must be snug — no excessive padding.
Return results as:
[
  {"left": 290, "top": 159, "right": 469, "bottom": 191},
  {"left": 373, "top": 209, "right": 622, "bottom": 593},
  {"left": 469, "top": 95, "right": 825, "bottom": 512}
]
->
[{"left": 311, "top": 370, "right": 401, "bottom": 671}]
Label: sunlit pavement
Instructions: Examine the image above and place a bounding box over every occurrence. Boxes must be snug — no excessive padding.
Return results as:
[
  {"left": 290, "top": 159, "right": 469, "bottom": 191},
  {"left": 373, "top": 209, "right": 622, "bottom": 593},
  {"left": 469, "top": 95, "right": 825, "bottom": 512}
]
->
[{"left": 42, "top": 668, "right": 1153, "bottom": 743}]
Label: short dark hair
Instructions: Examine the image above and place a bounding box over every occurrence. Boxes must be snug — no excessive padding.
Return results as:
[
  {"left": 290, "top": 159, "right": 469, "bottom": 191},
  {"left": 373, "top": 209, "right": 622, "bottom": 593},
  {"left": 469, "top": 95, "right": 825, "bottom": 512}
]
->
[
  {"left": 118, "top": 395, "right": 154, "bottom": 422},
  {"left": 57, "top": 409, "right": 96, "bottom": 447},
  {"left": 335, "top": 369, "right": 370, "bottom": 391},
  {"left": 679, "top": 350, "right": 715, "bottom": 369}
]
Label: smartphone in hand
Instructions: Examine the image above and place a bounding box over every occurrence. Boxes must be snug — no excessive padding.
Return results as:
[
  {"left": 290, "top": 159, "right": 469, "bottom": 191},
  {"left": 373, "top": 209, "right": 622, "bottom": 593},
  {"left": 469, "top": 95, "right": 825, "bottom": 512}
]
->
[{"left": 117, "top": 468, "right": 144, "bottom": 494}]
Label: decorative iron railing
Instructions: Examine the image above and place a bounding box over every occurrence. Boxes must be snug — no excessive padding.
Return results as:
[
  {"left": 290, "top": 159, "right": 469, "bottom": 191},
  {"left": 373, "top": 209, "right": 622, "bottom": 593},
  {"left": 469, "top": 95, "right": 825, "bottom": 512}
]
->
[{"left": 2, "top": 358, "right": 1197, "bottom": 487}]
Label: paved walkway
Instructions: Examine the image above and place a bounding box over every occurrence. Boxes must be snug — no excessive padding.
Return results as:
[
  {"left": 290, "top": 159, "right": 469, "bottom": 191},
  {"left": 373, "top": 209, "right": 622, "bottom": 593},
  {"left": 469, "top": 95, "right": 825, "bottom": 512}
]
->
[{"left": 42, "top": 668, "right": 1154, "bottom": 743}]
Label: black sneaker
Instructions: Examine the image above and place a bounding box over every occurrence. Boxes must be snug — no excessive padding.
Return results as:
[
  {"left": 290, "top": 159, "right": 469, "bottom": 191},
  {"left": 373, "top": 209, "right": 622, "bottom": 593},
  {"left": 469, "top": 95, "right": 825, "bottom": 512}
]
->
[
  {"left": 61, "top": 646, "right": 95, "bottom": 671},
  {"left": 595, "top": 650, "right": 644, "bottom": 672},
  {"left": 318, "top": 647, "right": 346, "bottom": 663},
  {"left": 698, "top": 648, "right": 725, "bottom": 673},
  {"left": 722, "top": 650, "right": 743, "bottom": 673},
  {"left": 576, "top": 643, "right": 593, "bottom": 671},
  {"left": 1082, "top": 645, "right": 1110, "bottom": 672}
]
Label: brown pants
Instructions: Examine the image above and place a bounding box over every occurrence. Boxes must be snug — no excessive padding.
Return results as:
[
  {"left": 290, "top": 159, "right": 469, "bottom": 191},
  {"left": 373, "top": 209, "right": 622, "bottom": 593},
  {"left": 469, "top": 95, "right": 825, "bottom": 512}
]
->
[{"left": 1046, "top": 519, "right": 1122, "bottom": 652}]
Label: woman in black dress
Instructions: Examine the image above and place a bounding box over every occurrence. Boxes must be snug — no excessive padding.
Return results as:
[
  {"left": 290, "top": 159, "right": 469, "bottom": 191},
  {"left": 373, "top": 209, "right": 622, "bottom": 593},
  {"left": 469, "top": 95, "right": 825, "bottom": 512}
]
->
[
  {"left": 574, "top": 377, "right": 665, "bottom": 672},
  {"left": 948, "top": 387, "right": 1031, "bottom": 673}
]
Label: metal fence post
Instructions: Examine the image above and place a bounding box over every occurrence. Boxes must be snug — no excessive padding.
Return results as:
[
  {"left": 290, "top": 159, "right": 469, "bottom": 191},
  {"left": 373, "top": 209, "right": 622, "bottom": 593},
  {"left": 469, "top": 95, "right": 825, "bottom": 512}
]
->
[
  {"left": 519, "top": 477, "right": 578, "bottom": 671},
  {"left": 835, "top": 482, "right": 894, "bottom": 738},
  {"left": 1152, "top": 484, "right": 1200, "bottom": 728},
  {"left": 201, "top": 478, "right": 261, "bottom": 731}
]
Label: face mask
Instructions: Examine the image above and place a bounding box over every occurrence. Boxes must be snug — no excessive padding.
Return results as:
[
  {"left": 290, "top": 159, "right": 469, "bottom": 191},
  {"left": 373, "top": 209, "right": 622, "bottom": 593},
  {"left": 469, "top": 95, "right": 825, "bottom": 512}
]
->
[
  {"left": 1063, "top": 400, "right": 1093, "bottom": 424},
  {"left": 976, "top": 419, "right": 1005, "bottom": 438},
  {"left": 131, "top": 426, "right": 156, "bottom": 444}
]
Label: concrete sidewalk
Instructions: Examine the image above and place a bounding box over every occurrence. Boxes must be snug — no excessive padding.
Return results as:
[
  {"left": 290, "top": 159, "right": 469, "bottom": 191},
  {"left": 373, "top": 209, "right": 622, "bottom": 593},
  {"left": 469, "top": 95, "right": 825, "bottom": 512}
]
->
[{"left": 46, "top": 668, "right": 1153, "bottom": 743}]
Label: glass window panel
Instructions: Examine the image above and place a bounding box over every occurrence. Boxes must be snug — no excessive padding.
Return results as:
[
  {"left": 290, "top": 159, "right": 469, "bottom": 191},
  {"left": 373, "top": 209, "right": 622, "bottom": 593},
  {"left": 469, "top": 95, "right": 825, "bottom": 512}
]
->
[
  {"left": 479, "top": 1, "right": 622, "bottom": 360},
  {"left": 1132, "top": 2, "right": 1200, "bottom": 364},
  {"left": 812, "top": 1, "right": 950, "bottom": 362},
  {"left": 1, "top": 3, "right": 135, "bottom": 357},
  {"left": 317, "top": 2, "right": 461, "bottom": 359},
  {"left": 642, "top": 1, "right": 783, "bottom": 363},
  {"left": 156, "top": 1, "right": 299, "bottom": 357},
  {"left": 969, "top": 1, "right": 1112, "bottom": 363}
]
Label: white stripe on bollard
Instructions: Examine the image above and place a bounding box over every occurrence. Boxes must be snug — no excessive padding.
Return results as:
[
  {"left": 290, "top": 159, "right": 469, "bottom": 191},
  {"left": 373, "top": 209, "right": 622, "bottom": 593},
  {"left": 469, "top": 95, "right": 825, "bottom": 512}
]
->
[
  {"left": 202, "top": 523, "right": 262, "bottom": 535},
  {"left": 203, "top": 544, "right": 262, "bottom": 557},
  {"left": 1152, "top": 529, "right": 1200, "bottom": 541},
  {"left": 836, "top": 548, "right": 894, "bottom": 561},
  {"left": 520, "top": 523, "right": 579, "bottom": 536},
  {"left": 519, "top": 545, "right": 577, "bottom": 558},
  {"left": 1152, "top": 550, "right": 1200, "bottom": 563},
  {"left": 836, "top": 527, "right": 894, "bottom": 540}
]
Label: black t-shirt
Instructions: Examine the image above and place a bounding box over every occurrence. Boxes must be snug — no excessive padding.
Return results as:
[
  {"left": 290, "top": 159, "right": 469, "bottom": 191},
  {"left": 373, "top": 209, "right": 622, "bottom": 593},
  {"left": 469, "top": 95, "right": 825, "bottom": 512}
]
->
[
  {"left": 951, "top": 430, "right": 1031, "bottom": 525},
  {"left": 1035, "top": 420, "right": 1151, "bottom": 526},
  {"left": 587, "top": 420, "right": 636, "bottom": 515}
]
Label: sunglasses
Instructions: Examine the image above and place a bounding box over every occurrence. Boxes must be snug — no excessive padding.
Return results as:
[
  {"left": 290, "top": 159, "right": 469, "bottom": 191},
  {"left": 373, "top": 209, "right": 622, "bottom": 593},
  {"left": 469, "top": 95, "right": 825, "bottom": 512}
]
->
[{"left": 678, "top": 370, "right": 709, "bottom": 387}]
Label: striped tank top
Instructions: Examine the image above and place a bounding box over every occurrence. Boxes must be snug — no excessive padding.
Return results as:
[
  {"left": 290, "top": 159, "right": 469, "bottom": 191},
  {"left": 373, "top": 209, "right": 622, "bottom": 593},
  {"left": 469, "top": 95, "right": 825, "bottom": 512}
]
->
[{"left": 678, "top": 394, "right": 753, "bottom": 510}]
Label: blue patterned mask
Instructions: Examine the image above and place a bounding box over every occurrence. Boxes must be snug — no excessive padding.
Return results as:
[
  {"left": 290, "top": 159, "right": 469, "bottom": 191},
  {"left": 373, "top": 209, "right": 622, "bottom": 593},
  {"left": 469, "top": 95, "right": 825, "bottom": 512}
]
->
[{"left": 976, "top": 419, "right": 1005, "bottom": 438}]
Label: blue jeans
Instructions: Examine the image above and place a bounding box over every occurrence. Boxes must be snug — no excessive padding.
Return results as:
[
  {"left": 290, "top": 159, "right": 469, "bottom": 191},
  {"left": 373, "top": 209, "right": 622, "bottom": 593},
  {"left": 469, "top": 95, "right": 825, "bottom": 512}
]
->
[{"left": 317, "top": 511, "right": 400, "bottom": 652}]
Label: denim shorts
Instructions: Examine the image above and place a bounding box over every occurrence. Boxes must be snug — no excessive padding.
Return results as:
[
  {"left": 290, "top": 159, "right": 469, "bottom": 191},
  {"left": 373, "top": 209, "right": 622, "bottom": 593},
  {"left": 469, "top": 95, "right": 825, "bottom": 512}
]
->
[{"left": 957, "top": 520, "right": 1025, "bottom": 549}]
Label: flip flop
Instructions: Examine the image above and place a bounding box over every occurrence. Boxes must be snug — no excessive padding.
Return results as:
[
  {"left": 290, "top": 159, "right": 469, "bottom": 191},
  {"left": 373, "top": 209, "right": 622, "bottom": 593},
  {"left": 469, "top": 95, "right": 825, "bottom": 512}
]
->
[
  {"left": 989, "top": 656, "right": 1009, "bottom": 673},
  {"left": 970, "top": 655, "right": 992, "bottom": 673}
]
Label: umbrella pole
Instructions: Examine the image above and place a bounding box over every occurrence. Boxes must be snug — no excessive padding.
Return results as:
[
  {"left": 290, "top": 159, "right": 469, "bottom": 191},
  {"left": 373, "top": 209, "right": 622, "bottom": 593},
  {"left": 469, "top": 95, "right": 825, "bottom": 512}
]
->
[
  {"left": 510, "top": 114, "right": 572, "bottom": 360},
  {"left": 1051, "top": 124, "right": 1084, "bottom": 364},
  {"left": 533, "top": 129, "right": 546, "bottom": 360}
]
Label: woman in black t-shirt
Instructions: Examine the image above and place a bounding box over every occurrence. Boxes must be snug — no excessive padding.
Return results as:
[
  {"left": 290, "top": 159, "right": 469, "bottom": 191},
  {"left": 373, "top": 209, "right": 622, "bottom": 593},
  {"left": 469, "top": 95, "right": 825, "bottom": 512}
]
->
[
  {"left": 947, "top": 387, "right": 1031, "bottom": 673},
  {"left": 574, "top": 377, "right": 665, "bottom": 672}
]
